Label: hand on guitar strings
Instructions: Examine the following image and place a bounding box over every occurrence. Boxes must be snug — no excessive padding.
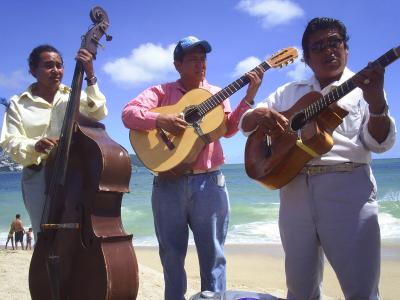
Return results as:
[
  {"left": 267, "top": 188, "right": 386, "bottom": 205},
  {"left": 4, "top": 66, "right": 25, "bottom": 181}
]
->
[
  {"left": 243, "top": 66, "right": 264, "bottom": 104},
  {"left": 34, "top": 137, "right": 59, "bottom": 154},
  {"left": 254, "top": 107, "right": 288, "bottom": 137},
  {"left": 353, "top": 62, "right": 386, "bottom": 113},
  {"left": 156, "top": 113, "right": 188, "bottom": 136}
]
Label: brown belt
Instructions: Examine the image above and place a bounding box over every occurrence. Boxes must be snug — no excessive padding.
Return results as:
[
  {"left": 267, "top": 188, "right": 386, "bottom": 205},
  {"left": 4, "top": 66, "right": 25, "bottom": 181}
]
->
[
  {"left": 157, "top": 166, "right": 220, "bottom": 177},
  {"left": 183, "top": 166, "right": 220, "bottom": 175},
  {"left": 300, "top": 162, "right": 365, "bottom": 176}
]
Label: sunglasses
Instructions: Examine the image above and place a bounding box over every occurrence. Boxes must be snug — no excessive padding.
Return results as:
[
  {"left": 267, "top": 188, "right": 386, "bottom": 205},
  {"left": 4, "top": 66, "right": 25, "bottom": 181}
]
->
[{"left": 309, "top": 37, "right": 344, "bottom": 53}]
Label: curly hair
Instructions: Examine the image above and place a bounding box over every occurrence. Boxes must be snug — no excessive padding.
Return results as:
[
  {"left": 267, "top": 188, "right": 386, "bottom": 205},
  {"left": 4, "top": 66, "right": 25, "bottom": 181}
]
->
[{"left": 28, "top": 44, "right": 63, "bottom": 70}]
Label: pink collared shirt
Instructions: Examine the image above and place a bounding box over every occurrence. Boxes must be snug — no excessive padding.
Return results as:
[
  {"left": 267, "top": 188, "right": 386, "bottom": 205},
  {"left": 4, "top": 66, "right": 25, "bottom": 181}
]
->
[{"left": 122, "top": 79, "right": 250, "bottom": 170}]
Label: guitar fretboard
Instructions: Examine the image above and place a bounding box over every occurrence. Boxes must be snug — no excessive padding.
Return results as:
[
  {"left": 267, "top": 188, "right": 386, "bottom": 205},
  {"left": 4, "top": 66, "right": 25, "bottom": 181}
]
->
[
  {"left": 303, "top": 46, "right": 399, "bottom": 121},
  {"left": 197, "top": 61, "right": 271, "bottom": 116}
]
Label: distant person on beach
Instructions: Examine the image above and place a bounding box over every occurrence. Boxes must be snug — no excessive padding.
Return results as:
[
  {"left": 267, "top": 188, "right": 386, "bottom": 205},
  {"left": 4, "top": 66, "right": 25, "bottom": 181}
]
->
[
  {"left": 122, "top": 36, "right": 263, "bottom": 300},
  {"left": 240, "top": 17, "right": 396, "bottom": 299},
  {"left": 5, "top": 221, "right": 15, "bottom": 250},
  {"left": 25, "top": 227, "right": 33, "bottom": 250},
  {"left": 12, "top": 214, "right": 25, "bottom": 250},
  {"left": 0, "top": 45, "right": 107, "bottom": 241}
]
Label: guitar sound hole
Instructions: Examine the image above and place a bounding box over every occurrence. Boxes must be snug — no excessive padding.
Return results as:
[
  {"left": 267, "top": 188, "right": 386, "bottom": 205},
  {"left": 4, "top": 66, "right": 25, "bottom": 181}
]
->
[
  {"left": 291, "top": 111, "right": 307, "bottom": 131},
  {"left": 184, "top": 107, "right": 202, "bottom": 124}
]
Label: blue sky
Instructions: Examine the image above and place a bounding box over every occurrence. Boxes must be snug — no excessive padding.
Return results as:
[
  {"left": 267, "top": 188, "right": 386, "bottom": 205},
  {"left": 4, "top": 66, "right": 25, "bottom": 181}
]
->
[{"left": 0, "top": 0, "right": 399, "bottom": 163}]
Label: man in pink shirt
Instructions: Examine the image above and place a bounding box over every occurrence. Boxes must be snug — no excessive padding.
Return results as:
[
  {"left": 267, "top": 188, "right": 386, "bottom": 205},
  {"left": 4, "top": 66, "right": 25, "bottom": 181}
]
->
[{"left": 122, "top": 36, "right": 263, "bottom": 300}]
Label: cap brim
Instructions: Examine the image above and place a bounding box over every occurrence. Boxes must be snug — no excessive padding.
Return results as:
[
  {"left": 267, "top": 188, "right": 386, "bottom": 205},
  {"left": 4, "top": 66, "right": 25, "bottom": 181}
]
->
[{"left": 187, "top": 40, "right": 212, "bottom": 53}]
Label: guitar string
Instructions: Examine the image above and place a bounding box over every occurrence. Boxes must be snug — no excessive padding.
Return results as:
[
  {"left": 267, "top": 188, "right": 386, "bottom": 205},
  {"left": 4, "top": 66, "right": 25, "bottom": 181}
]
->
[
  {"left": 195, "top": 61, "right": 271, "bottom": 117},
  {"left": 302, "top": 47, "right": 398, "bottom": 121}
]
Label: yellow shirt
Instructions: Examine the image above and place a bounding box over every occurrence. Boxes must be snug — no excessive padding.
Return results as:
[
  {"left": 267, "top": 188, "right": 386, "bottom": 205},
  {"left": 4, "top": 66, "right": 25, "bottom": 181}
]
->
[{"left": 0, "top": 83, "right": 108, "bottom": 166}]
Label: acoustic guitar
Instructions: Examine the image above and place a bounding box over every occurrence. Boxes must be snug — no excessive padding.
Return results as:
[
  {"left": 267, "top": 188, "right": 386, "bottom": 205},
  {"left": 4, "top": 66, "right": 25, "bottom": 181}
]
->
[
  {"left": 245, "top": 46, "right": 400, "bottom": 189},
  {"left": 130, "top": 47, "right": 298, "bottom": 174}
]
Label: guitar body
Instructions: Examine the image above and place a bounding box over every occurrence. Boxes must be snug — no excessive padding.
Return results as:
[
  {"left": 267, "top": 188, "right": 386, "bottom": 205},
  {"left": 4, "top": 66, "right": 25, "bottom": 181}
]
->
[
  {"left": 128, "top": 47, "right": 299, "bottom": 174},
  {"left": 245, "top": 91, "right": 348, "bottom": 189},
  {"left": 130, "top": 88, "right": 227, "bottom": 174},
  {"left": 245, "top": 45, "right": 400, "bottom": 189}
]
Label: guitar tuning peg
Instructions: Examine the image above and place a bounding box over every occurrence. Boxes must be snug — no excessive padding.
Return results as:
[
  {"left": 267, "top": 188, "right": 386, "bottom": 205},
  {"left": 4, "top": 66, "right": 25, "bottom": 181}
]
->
[{"left": 105, "top": 34, "right": 113, "bottom": 42}]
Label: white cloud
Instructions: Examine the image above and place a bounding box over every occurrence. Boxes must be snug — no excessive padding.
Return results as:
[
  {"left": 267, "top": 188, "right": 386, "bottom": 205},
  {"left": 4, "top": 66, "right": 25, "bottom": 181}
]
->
[
  {"left": 0, "top": 70, "right": 31, "bottom": 89},
  {"left": 286, "top": 53, "right": 311, "bottom": 81},
  {"left": 103, "top": 43, "right": 176, "bottom": 87},
  {"left": 286, "top": 60, "right": 310, "bottom": 81},
  {"left": 232, "top": 56, "right": 262, "bottom": 77},
  {"left": 236, "top": 0, "right": 304, "bottom": 28}
]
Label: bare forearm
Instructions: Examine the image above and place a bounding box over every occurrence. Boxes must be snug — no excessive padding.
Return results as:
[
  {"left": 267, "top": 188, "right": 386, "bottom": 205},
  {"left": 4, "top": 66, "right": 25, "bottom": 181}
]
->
[
  {"left": 368, "top": 116, "right": 390, "bottom": 143},
  {"left": 241, "top": 110, "right": 260, "bottom": 132}
]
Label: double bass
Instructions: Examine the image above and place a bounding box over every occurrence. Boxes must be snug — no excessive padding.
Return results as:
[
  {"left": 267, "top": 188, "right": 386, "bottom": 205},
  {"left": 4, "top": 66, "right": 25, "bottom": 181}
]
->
[{"left": 29, "top": 7, "right": 139, "bottom": 299}]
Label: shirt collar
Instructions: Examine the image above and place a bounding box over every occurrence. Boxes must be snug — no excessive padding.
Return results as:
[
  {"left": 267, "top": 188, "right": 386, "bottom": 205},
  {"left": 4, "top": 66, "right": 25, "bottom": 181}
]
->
[
  {"left": 292, "top": 67, "right": 354, "bottom": 92},
  {"left": 175, "top": 78, "right": 210, "bottom": 93},
  {"left": 20, "top": 83, "right": 70, "bottom": 103}
]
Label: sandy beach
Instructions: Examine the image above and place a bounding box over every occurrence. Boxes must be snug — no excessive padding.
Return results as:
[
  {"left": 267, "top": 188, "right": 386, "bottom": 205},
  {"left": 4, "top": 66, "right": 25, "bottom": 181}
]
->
[{"left": 1, "top": 243, "right": 399, "bottom": 299}]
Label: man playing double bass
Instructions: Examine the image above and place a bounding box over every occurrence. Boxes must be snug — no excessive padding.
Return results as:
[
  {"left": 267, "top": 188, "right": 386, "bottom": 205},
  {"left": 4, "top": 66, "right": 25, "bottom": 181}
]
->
[
  {"left": 240, "top": 17, "right": 396, "bottom": 299},
  {"left": 0, "top": 44, "right": 107, "bottom": 242}
]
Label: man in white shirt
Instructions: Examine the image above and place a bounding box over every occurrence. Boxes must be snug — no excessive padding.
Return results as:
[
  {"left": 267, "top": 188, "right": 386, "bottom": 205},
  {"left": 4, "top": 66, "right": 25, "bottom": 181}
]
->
[
  {"left": 0, "top": 44, "right": 107, "bottom": 240},
  {"left": 240, "top": 18, "right": 396, "bottom": 299}
]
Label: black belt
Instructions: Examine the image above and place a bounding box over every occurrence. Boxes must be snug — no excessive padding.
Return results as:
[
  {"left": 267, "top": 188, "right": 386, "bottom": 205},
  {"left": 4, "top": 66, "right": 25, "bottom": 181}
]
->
[{"left": 26, "top": 163, "right": 43, "bottom": 171}]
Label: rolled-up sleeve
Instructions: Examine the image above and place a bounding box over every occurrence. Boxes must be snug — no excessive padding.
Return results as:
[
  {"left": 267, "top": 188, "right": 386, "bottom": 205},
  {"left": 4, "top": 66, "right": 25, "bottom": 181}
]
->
[
  {"left": 79, "top": 83, "right": 108, "bottom": 120},
  {"left": 360, "top": 113, "right": 397, "bottom": 153},
  {"left": 0, "top": 101, "right": 45, "bottom": 166},
  {"left": 122, "top": 86, "right": 165, "bottom": 130}
]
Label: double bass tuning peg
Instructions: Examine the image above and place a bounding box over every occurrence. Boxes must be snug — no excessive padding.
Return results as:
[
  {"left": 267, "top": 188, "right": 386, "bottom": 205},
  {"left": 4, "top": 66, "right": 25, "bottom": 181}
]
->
[{"left": 92, "top": 32, "right": 112, "bottom": 49}]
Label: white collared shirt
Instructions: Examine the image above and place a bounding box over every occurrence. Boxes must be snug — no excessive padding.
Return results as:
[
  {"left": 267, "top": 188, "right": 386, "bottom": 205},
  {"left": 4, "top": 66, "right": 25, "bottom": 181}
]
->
[
  {"left": 239, "top": 67, "right": 396, "bottom": 165},
  {"left": 0, "top": 83, "right": 108, "bottom": 166}
]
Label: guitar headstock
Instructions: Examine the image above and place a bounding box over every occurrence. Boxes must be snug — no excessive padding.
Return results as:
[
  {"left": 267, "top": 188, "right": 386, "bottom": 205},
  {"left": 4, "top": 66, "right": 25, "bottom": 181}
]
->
[
  {"left": 267, "top": 47, "right": 298, "bottom": 68},
  {"left": 80, "top": 6, "right": 112, "bottom": 58},
  {"left": 394, "top": 45, "right": 400, "bottom": 58}
]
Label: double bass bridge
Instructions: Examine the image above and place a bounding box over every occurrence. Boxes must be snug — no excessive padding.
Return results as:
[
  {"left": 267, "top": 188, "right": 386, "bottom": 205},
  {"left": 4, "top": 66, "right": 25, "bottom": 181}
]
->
[{"left": 42, "top": 223, "right": 80, "bottom": 230}]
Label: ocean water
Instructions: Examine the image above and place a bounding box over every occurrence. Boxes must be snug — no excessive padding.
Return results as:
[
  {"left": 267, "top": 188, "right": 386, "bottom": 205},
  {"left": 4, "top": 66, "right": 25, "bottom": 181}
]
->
[{"left": 1, "top": 159, "right": 400, "bottom": 246}]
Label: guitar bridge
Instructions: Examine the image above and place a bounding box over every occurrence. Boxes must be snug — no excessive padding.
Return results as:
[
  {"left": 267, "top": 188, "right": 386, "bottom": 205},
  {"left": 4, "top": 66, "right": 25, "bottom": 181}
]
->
[
  {"left": 42, "top": 223, "right": 80, "bottom": 230},
  {"left": 159, "top": 128, "right": 175, "bottom": 150},
  {"left": 263, "top": 134, "right": 272, "bottom": 157}
]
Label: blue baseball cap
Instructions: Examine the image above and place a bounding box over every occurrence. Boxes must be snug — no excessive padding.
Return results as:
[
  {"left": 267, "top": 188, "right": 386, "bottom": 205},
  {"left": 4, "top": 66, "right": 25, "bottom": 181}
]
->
[{"left": 173, "top": 36, "right": 212, "bottom": 60}]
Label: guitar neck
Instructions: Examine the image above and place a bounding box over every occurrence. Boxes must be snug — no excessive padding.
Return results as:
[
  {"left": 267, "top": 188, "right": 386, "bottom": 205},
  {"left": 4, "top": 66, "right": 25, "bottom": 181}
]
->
[
  {"left": 197, "top": 61, "right": 271, "bottom": 116},
  {"left": 303, "top": 46, "right": 400, "bottom": 121}
]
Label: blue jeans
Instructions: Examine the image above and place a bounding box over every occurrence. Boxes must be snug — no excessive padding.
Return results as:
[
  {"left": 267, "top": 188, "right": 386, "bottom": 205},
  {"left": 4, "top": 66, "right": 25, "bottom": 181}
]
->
[{"left": 152, "top": 170, "right": 230, "bottom": 300}]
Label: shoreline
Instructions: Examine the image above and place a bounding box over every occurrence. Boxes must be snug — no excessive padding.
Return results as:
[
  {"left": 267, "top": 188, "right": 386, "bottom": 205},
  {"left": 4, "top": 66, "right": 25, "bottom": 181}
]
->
[
  {"left": 2, "top": 243, "right": 398, "bottom": 299},
  {"left": 136, "top": 243, "right": 400, "bottom": 299},
  {"left": 0, "top": 243, "right": 400, "bottom": 300}
]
